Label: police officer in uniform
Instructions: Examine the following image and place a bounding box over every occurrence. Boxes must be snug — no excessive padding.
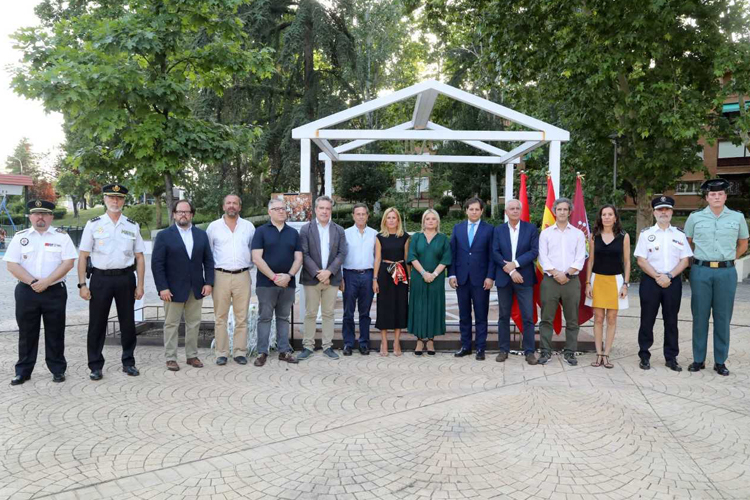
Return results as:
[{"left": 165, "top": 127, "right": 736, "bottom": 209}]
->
[
  {"left": 684, "top": 179, "right": 749, "bottom": 376},
  {"left": 3, "top": 200, "right": 77, "bottom": 385},
  {"left": 634, "top": 196, "right": 692, "bottom": 371},
  {"left": 78, "top": 184, "right": 146, "bottom": 380}
]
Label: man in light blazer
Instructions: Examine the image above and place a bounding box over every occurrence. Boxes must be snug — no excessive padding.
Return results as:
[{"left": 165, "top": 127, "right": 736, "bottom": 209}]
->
[
  {"left": 448, "top": 197, "right": 496, "bottom": 360},
  {"left": 297, "top": 196, "right": 348, "bottom": 360},
  {"left": 493, "top": 199, "right": 540, "bottom": 365},
  {"left": 151, "top": 200, "right": 215, "bottom": 371}
]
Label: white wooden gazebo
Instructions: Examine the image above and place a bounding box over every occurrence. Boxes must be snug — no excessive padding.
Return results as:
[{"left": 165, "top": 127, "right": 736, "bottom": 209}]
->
[{"left": 291, "top": 80, "right": 569, "bottom": 208}]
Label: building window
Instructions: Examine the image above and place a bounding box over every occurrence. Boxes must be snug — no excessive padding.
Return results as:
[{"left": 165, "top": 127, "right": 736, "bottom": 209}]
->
[
  {"left": 718, "top": 140, "right": 749, "bottom": 159},
  {"left": 395, "top": 177, "right": 429, "bottom": 194},
  {"left": 675, "top": 181, "right": 701, "bottom": 195}
]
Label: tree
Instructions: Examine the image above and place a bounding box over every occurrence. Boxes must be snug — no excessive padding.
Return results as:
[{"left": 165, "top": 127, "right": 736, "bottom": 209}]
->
[
  {"left": 11, "top": 0, "right": 274, "bottom": 222},
  {"left": 338, "top": 163, "right": 392, "bottom": 206},
  {"left": 4, "top": 138, "right": 40, "bottom": 177}
]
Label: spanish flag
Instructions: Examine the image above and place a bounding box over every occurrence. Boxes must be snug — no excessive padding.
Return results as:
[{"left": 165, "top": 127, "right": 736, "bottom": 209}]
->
[{"left": 534, "top": 175, "right": 563, "bottom": 334}]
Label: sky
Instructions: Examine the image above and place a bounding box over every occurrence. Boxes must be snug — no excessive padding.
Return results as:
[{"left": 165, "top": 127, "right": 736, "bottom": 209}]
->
[{"left": 0, "top": 0, "right": 65, "bottom": 174}]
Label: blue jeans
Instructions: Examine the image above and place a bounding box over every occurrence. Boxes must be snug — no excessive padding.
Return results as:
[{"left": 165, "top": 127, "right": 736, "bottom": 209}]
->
[{"left": 342, "top": 269, "right": 374, "bottom": 348}]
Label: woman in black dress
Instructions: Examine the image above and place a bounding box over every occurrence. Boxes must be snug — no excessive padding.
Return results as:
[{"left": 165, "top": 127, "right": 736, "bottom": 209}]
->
[{"left": 373, "top": 208, "right": 410, "bottom": 356}]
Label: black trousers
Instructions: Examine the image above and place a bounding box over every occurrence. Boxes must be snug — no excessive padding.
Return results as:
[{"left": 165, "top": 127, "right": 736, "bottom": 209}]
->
[
  {"left": 15, "top": 282, "right": 67, "bottom": 377},
  {"left": 87, "top": 272, "right": 137, "bottom": 370},
  {"left": 638, "top": 275, "right": 682, "bottom": 362}
]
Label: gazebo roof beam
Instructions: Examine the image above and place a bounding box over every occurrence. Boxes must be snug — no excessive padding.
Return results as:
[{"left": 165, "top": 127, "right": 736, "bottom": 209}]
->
[
  {"left": 327, "top": 154, "right": 510, "bottom": 164},
  {"left": 312, "top": 139, "right": 340, "bottom": 161},
  {"left": 425, "top": 121, "right": 510, "bottom": 157},
  {"left": 412, "top": 89, "right": 439, "bottom": 129},
  {"left": 496, "top": 140, "right": 549, "bottom": 163},
  {"left": 314, "top": 130, "right": 556, "bottom": 142},
  {"left": 331, "top": 121, "right": 414, "bottom": 155}
]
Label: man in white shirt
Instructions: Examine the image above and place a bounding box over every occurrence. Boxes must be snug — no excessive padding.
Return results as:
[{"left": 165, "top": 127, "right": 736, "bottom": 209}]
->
[
  {"left": 206, "top": 194, "right": 255, "bottom": 366},
  {"left": 4, "top": 200, "right": 77, "bottom": 385},
  {"left": 537, "top": 197, "right": 586, "bottom": 366},
  {"left": 341, "top": 203, "right": 377, "bottom": 355}
]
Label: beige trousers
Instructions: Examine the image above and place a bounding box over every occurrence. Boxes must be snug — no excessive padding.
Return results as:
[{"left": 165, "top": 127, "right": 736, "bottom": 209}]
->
[
  {"left": 164, "top": 293, "right": 203, "bottom": 361},
  {"left": 303, "top": 283, "right": 338, "bottom": 350},
  {"left": 213, "top": 270, "right": 251, "bottom": 357}
]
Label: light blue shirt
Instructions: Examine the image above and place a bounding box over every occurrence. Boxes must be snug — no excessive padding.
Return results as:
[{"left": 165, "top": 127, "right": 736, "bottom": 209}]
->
[{"left": 684, "top": 206, "right": 749, "bottom": 261}]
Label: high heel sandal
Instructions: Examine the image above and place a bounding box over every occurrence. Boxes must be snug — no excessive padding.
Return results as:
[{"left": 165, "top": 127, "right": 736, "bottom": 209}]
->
[
  {"left": 414, "top": 339, "right": 424, "bottom": 356},
  {"left": 379, "top": 342, "right": 389, "bottom": 357},
  {"left": 426, "top": 339, "right": 436, "bottom": 355},
  {"left": 591, "top": 353, "right": 603, "bottom": 367},
  {"left": 393, "top": 341, "right": 402, "bottom": 357},
  {"left": 602, "top": 355, "right": 614, "bottom": 369}
]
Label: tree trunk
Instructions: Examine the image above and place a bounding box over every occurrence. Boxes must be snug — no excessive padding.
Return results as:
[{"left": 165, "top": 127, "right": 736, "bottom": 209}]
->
[
  {"left": 154, "top": 194, "right": 163, "bottom": 229},
  {"left": 635, "top": 185, "right": 651, "bottom": 235},
  {"left": 490, "top": 172, "right": 498, "bottom": 219},
  {"left": 164, "top": 172, "right": 175, "bottom": 225},
  {"left": 72, "top": 197, "right": 79, "bottom": 218}
]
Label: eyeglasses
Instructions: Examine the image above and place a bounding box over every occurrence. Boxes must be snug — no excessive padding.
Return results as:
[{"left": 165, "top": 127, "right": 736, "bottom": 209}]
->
[{"left": 174, "top": 210, "right": 192, "bottom": 215}]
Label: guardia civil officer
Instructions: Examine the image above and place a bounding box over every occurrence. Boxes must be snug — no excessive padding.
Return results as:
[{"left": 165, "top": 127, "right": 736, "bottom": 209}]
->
[
  {"left": 78, "top": 184, "right": 146, "bottom": 380},
  {"left": 3, "top": 200, "right": 77, "bottom": 385},
  {"left": 634, "top": 196, "right": 692, "bottom": 371},
  {"left": 684, "top": 179, "right": 749, "bottom": 376}
]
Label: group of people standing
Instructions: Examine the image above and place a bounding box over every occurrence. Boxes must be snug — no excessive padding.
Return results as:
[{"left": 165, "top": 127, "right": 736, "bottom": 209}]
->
[{"left": 4, "top": 179, "right": 748, "bottom": 385}]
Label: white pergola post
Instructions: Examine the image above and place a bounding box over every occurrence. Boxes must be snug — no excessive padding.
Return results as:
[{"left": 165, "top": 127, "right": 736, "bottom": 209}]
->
[
  {"left": 300, "top": 139, "right": 311, "bottom": 193},
  {"left": 504, "top": 164, "right": 514, "bottom": 221},
  {"left": 324, "top": 159, "right": 333, "bottom": 197},
  {"left": 549, "top": 141, "right": 561, "bottom": 197}
]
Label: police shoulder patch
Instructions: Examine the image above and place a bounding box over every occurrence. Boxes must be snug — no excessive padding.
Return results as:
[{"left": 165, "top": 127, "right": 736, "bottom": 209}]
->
[
  {"left": 16, "top": 229, "right": 28, "bottom": 235},
  {"left": 640, "top": 227, "right": 649, "bottom": 233},
  {"left": 56, "top": 228, "right": 67, "bottom": 234},
  {"left": 675, "top": 227, "right": 685, "bottom": 233},
  {"left": 90, "top": 216, "right": 101, "bottom": 222},
  {"left": 126, "top": 217, "right": 137, "bottom": 225}
]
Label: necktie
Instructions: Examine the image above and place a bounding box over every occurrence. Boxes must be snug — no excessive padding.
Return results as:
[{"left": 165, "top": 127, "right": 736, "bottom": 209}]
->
[{"left": 468, "top": 223, "right": 476, "bottom": 246}]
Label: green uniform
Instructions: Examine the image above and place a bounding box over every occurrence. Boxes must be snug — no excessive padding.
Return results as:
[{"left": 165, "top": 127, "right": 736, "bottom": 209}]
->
[
  {"left": 684, "top": 206, "right": 749, "bottom": 364},
  {"left": 407, "top": 232, "right": 452, "bottom": 339}
]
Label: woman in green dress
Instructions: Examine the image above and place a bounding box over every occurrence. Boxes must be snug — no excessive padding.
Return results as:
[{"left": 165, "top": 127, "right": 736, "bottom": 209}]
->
[{"left": 407, "top": 209, "right": 452, "bottom": 355}]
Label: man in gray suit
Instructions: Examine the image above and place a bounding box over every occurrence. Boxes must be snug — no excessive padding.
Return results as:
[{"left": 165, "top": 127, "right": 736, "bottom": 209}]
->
[{"left": 297, "top": 196, "right": 348, "bottom": 360}]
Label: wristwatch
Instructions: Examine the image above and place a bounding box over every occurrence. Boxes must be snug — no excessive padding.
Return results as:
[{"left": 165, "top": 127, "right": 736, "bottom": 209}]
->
[
  {"left": 666, "top": 272, "right": 673, "bottom": 280},
  {"left": 77, "top": 283, "right": 87, "bottom": 289},
  {"left": 624, "top": 282, "right": 630, "bottom": 288}
]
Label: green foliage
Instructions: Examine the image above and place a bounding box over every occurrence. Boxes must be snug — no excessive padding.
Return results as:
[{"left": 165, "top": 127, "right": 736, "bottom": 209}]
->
[
  {"left": 52, "top": 208, "right": 68, "bottom": 220},
  {"left": 439, "top": 195, "right": 455, "bottom": 208},
  {"left": 124, "top": 204, "right": 155, "bottom": 229},
  {"left": 338, "top": 163, "right": 393, "bottom": 206}
]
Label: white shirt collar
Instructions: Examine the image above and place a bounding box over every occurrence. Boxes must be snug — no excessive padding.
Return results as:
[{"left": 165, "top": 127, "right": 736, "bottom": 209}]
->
[{"left": 178, "top": 224, "right": 193, "bottom": 233}]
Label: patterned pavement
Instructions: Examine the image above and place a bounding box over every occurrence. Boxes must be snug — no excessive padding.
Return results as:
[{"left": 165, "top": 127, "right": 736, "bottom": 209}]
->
[{"left": 2, "top": 306, "right": 750, "bottom": 499}]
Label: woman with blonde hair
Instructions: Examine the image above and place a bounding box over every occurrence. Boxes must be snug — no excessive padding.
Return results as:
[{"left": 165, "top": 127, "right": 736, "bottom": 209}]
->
[
  {"left": 373, "top": 207, "right": 410, "bottom": 356},
  {"left": 407, "top": 209, "right": 452, "bottom": 355}
]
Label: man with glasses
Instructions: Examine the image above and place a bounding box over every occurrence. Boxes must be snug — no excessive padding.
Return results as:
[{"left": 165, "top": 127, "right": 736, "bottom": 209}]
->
[
  {"left": 206, "top": 194, "right": 255, "bottom": 366},
  {"left": 4, "top": 200, "right": 77, "bottom": 385},
  {"left": 152, "top": 200, "right": 214, "bottom": 371},
  {"left": 537, "top": 197, "right": 586, "bottom": 366},
  {"left": 78, "top": 184, "right": 145, "bottom": 380},
  {"left": 251, "top": 199, "right": 302, "bottom": 366}
]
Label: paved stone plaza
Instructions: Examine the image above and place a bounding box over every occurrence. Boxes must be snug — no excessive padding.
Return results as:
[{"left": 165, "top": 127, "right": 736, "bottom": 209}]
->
[{"left": 1, "top": 260, "right": 750, "bottom": 499}]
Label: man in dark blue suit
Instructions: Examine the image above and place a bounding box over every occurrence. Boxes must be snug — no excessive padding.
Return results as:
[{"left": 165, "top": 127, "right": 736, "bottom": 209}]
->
[
  {"left": 493, "top": 199, "right": 539, "bottom": 364},
  {"left": 448, "top": 197, "right": 496, "bottom": 360},
  {"left": 152, "top": 200, "right": 215, "bottom": 371}
]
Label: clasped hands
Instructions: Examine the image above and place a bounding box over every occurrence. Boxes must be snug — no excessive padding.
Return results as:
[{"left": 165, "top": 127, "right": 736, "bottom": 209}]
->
[
  {"left": 159, "top": 285, "right": 211, "bottom": 302},
  {"left": 503, "top": 260, "right": 524, "bottom": 284}
]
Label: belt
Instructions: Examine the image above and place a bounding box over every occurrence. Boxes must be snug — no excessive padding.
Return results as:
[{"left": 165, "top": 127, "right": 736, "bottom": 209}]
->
[
  {"left": 344, "top": 268, "right": 373, "bottom": 274},
  {"left": 694, "top": 259, "right": 734, "bottom": 269},
  {"left": 216, "top": 267, "right": 249, "bottom": 274},
  {"left": 92, "top": 265, "right": 136, "bottom": 276}
]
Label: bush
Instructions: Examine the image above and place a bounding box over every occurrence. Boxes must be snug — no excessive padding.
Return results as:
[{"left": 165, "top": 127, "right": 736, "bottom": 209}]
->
[
  {"left": 440, "top": 195, "right": 455, "bottom": 208},
  {"left": 408, "top": 209, "right": 423, "bottom": 223},
  {"left": 434, "top": 204, "right": 449, "bottom": 218},
  {"left": 52, "top": 208, "right": 67, "bottom": 219},
  {"left": 124, "top": 204, "right": 154, "bottom": 229}
]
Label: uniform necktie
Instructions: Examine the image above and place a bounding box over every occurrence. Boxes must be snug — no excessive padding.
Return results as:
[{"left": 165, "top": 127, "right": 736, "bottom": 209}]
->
[{"left": 468, "top": 223, "right": 476, "bottom": 246}]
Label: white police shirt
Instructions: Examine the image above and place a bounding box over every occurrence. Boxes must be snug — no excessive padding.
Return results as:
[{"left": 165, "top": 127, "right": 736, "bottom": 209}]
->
[
  {"left": 3, "top": 227, "right": 78, "bottom": 283},
  {"left": 634, "top": 224, "right": 692, "bottom": 274},
  {"left": 79, "top": 214, "right": 145, "bottom": 269}
]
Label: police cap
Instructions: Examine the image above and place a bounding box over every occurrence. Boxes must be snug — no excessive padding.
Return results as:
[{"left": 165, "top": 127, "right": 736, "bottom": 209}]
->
[
  {"left": 102, "top": 183, "right": 128, "bottom": 197},
  {"left": 27, "top": 199, "right": 55, "bottom": 213},
  {"left": 700, "top": 178, "right": 730, "bottom": 193},
  {"left": 651, "top": 196, "right": 675, "bottom": 210}
]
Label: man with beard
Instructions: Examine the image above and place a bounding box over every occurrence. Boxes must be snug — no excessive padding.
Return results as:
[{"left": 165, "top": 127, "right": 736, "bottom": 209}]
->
[
  {"left": 4, "top": 200, "right": 77, "bottom": 385},
  {"left": 206, "top": 194, "right": 255, "bottom": 366},
  {"left": 152, "top": 200, "right": 214, "bottom": 371},
  {"left": 634, "top": 196, "right": 692, "bottom": 372},
  {"left": 78, "top": 184, "right": 145, "bottom": 380}
]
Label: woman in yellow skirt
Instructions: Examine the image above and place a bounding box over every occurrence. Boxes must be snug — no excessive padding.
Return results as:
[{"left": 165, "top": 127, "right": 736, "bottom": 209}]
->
[{"left": 585, "top": 205, "right": 630, "bottom": 368}]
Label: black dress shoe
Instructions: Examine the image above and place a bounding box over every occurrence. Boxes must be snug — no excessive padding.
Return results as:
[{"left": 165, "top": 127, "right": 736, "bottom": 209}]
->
[
  {"left": 713, "top": 363, "right": 730, "bottom": 376},
  {"left": 343, "top": 345, "right": 353, "bottom": 356},
  {"left": 639, "top": 359, "right": 651, "bottom": 370},
  {"left": 234, "top": 356, "right": 248, "bottom": 365},
  {"left": 90, "top": 370, "right": 103, "bottom": 381},
  {"left": 358, "top": 345, "right": 370, "bottom": 355},
  {"left": 475, "top": 351, "right": 485, "bottom": 361},
  {"left": 10, "top": 374, "right": 30, "bottom": 386},
  {"left": 454, "top": 348, "right": 472, "bottom": 357},
  {"left": 52, "top": 373, "right": 66, "bottom": 383},
  {"left": 216, "top": 356, "right": 228, "bottom": 366},
  {"left": 687, "top": 362, "right": 705, "bottom": 372},
  {"left": 122, "top": 365, "right": 140, "bottom": 376},
  {"left": 665, "top": 360, "right": 682, "bottom": 372}
]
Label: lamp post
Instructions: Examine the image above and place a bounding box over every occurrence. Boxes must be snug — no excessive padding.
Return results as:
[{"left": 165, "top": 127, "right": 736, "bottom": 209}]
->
[
  {"left": 9, "top": 155, "right": 28, "bottom": 210},
  {"left": 608, "top": 134, "right": 619, "bottom": 195},
  {"left": 9, "top": 156, "right": 24, "bottom": 175}
]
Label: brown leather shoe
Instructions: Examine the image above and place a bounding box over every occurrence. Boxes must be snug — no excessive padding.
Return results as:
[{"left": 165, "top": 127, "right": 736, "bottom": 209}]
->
[
  {"left": 495, "top": 351, "right": 509, "bottom": 362},
  {"left": 279, "top": 352, "right": 298, "bottom": 364},
  {"left": 254, "top": 353, "right": 268, "bottom": 367},
  {"left": 526, "top": 353, "right": 538, "bottom": 365},
  {"left": 186, "top": 357, "right": 203, "bottom": 368},
  {"left": 166, "top": 360, "right": 180, "bottom": 371}
]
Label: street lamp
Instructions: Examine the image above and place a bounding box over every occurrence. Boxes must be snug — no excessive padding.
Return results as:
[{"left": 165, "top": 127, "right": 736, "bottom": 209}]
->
[{"left": 608, "top": 134, "right": 619, "bottom": 194}]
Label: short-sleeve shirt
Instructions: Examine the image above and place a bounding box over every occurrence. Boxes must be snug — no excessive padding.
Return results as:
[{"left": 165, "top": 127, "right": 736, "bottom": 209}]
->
[
  {"left": 343, "top": 225, "right": 377, "bottom": 270},
  {"left": 79, "top": 214, "right": 145, "bottom": 269},
  {"left": 3, "top": 227, "right": 78, "bottom": 283},
  {"left": 251, "top": 222, "right": 302, "bottom": 288},
  {"left": 684, "top": 206, "right": 749, "bottom": 261},
  {"left": 634, "top": 224, "right": 692, "bottom": 274}
]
